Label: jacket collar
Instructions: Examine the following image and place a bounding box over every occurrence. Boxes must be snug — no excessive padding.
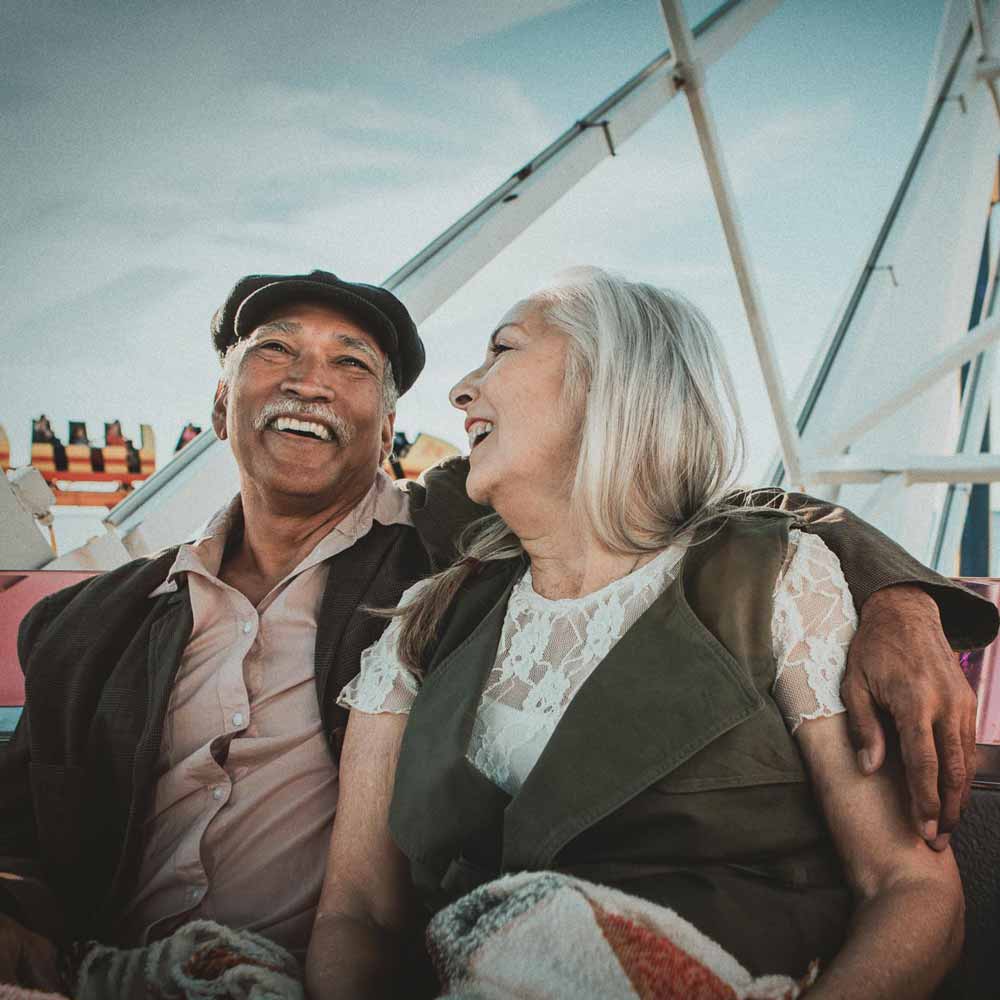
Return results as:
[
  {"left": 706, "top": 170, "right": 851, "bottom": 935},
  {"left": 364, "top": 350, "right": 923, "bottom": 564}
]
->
[
  {"left": 392, "top": 553, "right": 764, "bottom": 873},
  {"left": 502, "top": 571, "right": 762, "bottom": 868}
]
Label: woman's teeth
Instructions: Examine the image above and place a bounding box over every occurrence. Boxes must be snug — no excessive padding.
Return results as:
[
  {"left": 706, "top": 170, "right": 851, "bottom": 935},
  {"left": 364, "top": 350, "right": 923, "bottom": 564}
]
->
[{"left": 468, "top": 421, "right": 494, "bottom": 449}]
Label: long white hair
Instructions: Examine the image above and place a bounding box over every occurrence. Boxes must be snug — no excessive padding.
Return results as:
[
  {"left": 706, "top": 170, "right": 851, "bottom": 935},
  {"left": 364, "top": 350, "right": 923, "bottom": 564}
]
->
[{"left": 390, "top": 266, "right": 746, "bottom": 670}]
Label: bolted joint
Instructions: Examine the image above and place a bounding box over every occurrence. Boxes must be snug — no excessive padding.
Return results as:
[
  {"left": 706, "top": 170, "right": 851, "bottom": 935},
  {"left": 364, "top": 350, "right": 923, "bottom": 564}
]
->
[{"left": 671, "top": 57, "right": 705, "bottom": 93}]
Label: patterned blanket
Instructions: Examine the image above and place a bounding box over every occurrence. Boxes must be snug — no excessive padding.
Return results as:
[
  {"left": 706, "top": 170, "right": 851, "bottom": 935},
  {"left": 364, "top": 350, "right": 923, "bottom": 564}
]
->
[
  {"left": 428, "top": 872, "right": 818, "bottom": 1000},
  {"left": 1, "top": 920, "right": 302, "bottom": 1000}
]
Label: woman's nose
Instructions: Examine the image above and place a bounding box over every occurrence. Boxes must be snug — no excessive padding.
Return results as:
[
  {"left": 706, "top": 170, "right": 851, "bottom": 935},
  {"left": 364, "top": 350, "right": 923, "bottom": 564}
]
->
[{"left": 449, "top": 371, "right": 478, "bottom": 409}]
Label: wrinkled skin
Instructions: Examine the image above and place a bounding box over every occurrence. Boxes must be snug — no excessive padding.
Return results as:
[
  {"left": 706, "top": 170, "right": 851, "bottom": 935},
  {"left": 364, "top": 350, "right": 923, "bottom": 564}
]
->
[{"left": 843, "top": 584, "right": 977, "bottom": 850}]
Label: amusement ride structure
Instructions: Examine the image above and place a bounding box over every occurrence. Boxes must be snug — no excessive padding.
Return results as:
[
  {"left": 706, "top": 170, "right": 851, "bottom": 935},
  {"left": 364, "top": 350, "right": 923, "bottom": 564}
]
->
[
  {"left": 2, "top": 4, "right": 1000, "bottom": 994},
  {"left": 2, "top": 0, "right": 996, "bottom": 578}
]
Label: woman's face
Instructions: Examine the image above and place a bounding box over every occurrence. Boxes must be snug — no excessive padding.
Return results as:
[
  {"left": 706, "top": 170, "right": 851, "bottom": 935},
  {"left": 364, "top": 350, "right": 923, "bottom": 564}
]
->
[{"left": 450, "top": 298, "right": 583, "bottom": 510}]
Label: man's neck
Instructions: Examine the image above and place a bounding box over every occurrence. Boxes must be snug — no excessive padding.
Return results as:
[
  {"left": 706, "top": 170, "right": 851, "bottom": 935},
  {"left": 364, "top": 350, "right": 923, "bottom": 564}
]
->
[{"left": 220, "top": 477, "right": 375, "bottom": 605}]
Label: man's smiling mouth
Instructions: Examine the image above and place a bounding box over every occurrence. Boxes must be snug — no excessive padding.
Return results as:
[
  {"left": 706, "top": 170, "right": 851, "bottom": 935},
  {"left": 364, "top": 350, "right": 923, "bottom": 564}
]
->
[{"left": 269, "top": 416, "right": 334, "bottom": 442}]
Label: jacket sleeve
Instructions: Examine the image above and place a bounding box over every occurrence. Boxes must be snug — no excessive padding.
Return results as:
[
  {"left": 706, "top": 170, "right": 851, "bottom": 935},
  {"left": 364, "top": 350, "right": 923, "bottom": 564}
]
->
[
  {"left": 407, "top": 456, "right": 490, "bottom": 571},
  {"left": 748, "top": 489, "right": 999, "bottom": 651},
  {"left": 0, "top": 592, "right": 71, "bottom": 941}
]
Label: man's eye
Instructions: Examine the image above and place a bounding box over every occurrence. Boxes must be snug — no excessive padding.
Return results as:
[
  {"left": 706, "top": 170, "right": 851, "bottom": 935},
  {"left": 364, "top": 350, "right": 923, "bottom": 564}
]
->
[
  {"left": 491, "top": 343, "right": 512, "bottom": 355},
  {"left": 259, "top": 341, "right": 289, "bottom": 354},
  {"left": 339, "top": 357, "right": 371, "bottom": 371}
]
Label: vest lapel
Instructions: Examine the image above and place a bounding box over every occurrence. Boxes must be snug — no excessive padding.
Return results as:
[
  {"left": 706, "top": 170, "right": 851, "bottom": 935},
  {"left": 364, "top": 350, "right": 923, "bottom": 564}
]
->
[
  {"left": 389, "top": 562, "right": 520, "bottom": 871},
  {"left": 502, "top": 573, "right": 764, "bottom": 870},
  {"left": 104, "top": 588, "right": 194, "bottom": 919}
]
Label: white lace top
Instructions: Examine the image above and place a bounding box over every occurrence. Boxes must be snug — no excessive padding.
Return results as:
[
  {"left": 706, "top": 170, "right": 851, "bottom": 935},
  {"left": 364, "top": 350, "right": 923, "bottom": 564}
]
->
[{"left": 339, "top": 529, "right": 856, "bottom": 796}]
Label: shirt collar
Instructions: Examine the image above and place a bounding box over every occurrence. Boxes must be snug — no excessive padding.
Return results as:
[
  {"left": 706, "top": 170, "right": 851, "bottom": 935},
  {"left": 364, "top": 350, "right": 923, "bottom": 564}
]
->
[{"left": 148, "top": 469, "right": 412, "bottom": 598}]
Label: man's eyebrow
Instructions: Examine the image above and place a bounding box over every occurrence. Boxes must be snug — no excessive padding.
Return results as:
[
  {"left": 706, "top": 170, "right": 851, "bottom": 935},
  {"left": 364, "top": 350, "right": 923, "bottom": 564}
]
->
[
  {"left": 251, "top": 320, "right": 302, "bottom": 337},
  {"left": 337, "top": 334, "right": 382, "bottom": 367}
]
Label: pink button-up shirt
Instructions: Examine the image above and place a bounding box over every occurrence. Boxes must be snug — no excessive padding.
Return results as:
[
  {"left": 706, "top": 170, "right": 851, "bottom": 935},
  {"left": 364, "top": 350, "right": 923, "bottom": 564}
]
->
[{"left": 120, "top": 470, "right": 411, "bottom": 961}]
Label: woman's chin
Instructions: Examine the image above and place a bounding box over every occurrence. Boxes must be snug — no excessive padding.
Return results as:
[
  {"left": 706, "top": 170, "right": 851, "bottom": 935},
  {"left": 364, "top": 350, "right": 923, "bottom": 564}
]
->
[{"left": 464, "top": 465, "right": 494, "bottom": 506}]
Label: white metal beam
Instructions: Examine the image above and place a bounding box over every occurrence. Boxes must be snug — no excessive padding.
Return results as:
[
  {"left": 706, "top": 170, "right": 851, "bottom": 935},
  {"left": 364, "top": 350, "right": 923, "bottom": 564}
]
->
[
  {"left": 930, "top": 230, "right": 1000, "bottom": 572},
  {"left": 83, "top": 0, "right": 785, "bottom": 563},
  {"left": 658, "top": 0, "right": 803, "bottom": 487},
  {"left": 803, "top": 452, "right": 1000, "bottom": 486},
  {"left": 385, "top": 0, "right": 783, "bottom": 324},
  {"left": 969, "top": 0, "right": 1000, "bottom": 118},
  {"left": 820, "top": 312, "right": 1000, "bottom": 455}
]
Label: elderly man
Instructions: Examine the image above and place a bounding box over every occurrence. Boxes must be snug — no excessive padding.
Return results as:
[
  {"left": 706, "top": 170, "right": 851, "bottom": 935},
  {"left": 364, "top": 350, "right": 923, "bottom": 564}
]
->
[{"left": 0, "top": 269, "right": 995, "bottom": 990}]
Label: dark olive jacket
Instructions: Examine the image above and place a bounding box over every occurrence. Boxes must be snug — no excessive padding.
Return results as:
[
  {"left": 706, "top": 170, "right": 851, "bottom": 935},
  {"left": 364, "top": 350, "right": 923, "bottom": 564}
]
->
[
  {"left": 1, "top": 458, "right": 996, "bottom": 948},
  {"left": 389, "top": 510, "right": 992, "bottom": 977}
]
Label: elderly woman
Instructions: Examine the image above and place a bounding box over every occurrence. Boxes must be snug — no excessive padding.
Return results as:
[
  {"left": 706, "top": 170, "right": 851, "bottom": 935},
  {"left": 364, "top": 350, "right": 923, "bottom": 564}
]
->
[{"left": 305, "top": 269, "right": 963, "bottom": 998}]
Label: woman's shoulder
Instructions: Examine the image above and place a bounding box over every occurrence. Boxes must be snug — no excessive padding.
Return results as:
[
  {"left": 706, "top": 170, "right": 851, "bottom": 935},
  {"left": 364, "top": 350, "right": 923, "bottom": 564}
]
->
[{"left": 684, "top": 509, "right": 794, "bottom": 576}]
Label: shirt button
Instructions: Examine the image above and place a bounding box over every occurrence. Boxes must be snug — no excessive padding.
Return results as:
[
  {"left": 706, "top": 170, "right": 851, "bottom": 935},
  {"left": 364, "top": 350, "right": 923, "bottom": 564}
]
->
[
  {"left": 241, "top": 621, "right": 253, "bottom": 634},
  {"left": 232, "top": 712, "right": 245, "bottom": 727},
  {"left": 211, "top": 787, "right": 224, "bottom": 801},
  {"left": 187, "top": 887, "right": 202, "bottom": 901}
]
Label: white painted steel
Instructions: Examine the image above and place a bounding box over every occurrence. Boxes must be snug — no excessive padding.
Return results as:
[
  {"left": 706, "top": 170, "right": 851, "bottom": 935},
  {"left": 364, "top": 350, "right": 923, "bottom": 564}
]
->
[
  {"left": 821, "top": 313, "right": 1000, "bottom": 456},
  {"left": 803, "top": 453, "right": 1000, "bottom": 486},
  {"left": 659, "top": 0, "right": 804, "bottom": 487},
  {"left": 970, "top": 0, "right": 1000, "bottom": 118},
  {"left": 771, "top": 4, "right": 1000, "bottom": 558},
  {"left": 74, "top": 0, "right": 783, "bottom": 564},
  {"left": 0, "top": 472, "right": 55, "bottom": 570},
  {"left": 930, "top": 350, "right": 996, "bottom": 572},
  {"left": 385, "top": 0, "right": 783, "bottom": 324},
  {"left": 930, "top": 229, "right": 999, "bottom": 572}
]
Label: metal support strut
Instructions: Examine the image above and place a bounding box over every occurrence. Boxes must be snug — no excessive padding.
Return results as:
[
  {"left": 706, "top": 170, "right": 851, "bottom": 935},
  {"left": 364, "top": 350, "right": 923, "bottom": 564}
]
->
[{"left": 659, "top": 0, "right": 804, "bottom": 487}]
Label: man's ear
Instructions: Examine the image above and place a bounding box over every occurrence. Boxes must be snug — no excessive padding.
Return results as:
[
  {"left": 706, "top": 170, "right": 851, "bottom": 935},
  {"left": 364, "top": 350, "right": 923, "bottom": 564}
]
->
[
  {"left": 212, "top": 381, "right": 229, "bottom": 440},
  {"left": 380, "top": 411, "right": 395, "bottom": 463}
]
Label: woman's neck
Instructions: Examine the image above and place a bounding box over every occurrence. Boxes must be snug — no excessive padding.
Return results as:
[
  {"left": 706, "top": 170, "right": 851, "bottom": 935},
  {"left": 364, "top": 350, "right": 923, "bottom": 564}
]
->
[{"left": 501, "top": 501, "right": 654, "bottom": 600}]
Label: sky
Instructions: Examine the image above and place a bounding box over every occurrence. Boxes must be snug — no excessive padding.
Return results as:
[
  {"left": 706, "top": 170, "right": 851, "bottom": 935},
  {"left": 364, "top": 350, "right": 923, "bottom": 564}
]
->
[{"left": 2, "top": 0, "right": 950, "bottom": 486}]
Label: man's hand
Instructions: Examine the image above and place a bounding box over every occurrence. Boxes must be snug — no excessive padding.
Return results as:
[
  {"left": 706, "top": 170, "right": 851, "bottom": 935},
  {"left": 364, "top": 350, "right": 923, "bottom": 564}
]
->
[
  {"left": 0, "top": 913, "right": 62, "bottom": 989},
  {"left": 841, "top": 584, "right": 977, "bottom": 851}
]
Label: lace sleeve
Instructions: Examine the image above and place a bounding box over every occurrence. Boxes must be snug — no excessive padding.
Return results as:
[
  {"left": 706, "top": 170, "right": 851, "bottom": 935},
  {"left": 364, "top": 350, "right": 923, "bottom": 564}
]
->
[
  {"left": 771, "top": 530, "right": 856, "bottom": 732},
  {"left": 336, "top": 579, "right": 428, "bottom": 715}
]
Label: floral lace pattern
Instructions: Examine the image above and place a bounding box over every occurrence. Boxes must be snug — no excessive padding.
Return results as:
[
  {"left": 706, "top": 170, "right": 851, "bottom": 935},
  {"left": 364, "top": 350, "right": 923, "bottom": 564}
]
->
[
  {"left": 771, "top": 531, "right": 854, "bottom": 730},
  {"left": 339, "top": 530, "right": 854, "bottom": 796}
]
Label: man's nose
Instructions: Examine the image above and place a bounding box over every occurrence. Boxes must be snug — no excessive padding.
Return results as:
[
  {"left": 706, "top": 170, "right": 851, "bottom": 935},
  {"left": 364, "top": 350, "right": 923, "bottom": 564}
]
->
[{"left": 281, "top": 353, "right": 335, "bottom": 400}]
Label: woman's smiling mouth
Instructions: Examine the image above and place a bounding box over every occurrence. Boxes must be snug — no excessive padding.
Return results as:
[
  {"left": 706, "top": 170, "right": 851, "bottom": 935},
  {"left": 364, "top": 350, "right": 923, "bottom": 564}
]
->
[{"left": 467, "top": 420, "right": 494, "bottom": 449}]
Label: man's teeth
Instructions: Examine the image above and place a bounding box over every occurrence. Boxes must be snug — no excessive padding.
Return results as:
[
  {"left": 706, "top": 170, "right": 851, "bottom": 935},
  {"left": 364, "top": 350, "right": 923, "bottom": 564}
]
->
[
  {"left": 271, "top": 416, "right": 332, "bottom": 441},
  {"left": 468, "top": 421, "right": 494, "bottom": 449}
]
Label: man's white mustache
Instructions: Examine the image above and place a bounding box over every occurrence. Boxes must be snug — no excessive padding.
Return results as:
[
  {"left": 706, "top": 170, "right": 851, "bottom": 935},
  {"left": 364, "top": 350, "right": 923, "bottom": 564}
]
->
[{"left": 253, "top": 399, "right": 355, "bottom": 445}]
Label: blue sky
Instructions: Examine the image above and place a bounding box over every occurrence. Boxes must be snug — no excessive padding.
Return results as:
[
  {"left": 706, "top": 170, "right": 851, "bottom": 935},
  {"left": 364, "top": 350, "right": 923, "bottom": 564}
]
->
[{"left": 2, "top": 0, "right": 948, "bottom": 480}]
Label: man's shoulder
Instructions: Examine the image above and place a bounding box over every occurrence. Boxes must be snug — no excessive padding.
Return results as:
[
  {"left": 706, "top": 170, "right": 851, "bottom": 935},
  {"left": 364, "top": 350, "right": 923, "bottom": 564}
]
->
[
  {"left": 403, "top": 456, "right": 490, "bottom": 570},
  {"left": 19, "top": 547, "right": 181, "bottom": 652},
  {"left": 60, "top": 547, "right": 180, "bottom": 603}
]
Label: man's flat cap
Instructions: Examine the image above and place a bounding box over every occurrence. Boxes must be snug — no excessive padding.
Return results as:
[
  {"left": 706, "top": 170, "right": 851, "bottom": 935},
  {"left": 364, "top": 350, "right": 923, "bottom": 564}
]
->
[{"left": 211, "top": 269, "right": 425, "bottom": 396}]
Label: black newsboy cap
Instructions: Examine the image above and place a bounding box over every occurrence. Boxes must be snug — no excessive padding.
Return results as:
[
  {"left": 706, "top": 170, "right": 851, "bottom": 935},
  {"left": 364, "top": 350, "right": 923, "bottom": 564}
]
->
[{"left": 211, "top": 269, "right": 425, "bottom": 396}]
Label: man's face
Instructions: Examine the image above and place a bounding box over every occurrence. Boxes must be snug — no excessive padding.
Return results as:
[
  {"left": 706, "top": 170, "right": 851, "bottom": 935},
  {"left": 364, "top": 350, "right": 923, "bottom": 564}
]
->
[{"left": 212, "top": 302, "right": 394, "bottom": 512}]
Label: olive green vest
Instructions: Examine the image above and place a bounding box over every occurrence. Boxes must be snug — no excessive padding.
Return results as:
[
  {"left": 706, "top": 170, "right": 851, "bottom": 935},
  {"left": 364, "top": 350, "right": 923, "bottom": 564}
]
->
[{"left": 390, "top": 514, "right": 852, "bottom": 977}]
